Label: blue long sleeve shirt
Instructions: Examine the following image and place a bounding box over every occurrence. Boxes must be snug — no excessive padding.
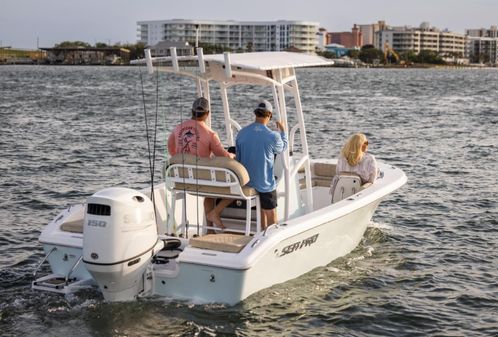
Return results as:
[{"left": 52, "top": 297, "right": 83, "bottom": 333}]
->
[{"left": 236, "top": 122, "right": 288, "bottom": 193}]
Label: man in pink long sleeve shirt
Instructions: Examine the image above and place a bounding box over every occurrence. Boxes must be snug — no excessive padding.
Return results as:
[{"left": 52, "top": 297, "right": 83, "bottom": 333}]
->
[{"left": 167, "top": 97, "right": 234, "bottom": 231}]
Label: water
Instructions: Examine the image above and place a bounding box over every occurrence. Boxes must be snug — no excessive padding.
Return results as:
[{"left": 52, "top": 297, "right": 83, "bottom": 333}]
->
[{"left": 1, "top": 65, "right": 497, "bottom": 336}]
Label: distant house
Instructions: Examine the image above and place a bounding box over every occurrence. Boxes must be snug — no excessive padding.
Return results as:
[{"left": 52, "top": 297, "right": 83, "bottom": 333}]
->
[
  {"left": 40, "top": 47, "right": 130, "bottom": 65},
  {"left": 149, "top": 41, "right": 194, "bottom": 57},
  {"left": 324, "top": 44, "right": 350, "bottom": 57}
]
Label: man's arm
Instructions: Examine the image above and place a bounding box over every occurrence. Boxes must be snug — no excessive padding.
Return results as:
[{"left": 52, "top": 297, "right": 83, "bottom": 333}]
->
[
  {"left": 273, "top": 121, "right": 288, "bottom": 154},
  {"left": 167, "top": 132, "right": 177, "bottom": 156},
  {"left": 211, "top": 132, "right": 235, "bottom": 158}
]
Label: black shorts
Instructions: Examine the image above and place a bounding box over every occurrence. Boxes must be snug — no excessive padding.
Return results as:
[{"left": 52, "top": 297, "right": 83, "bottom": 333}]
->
[{"left": 259, "top": 190, "right": 277, "bottom": 210}]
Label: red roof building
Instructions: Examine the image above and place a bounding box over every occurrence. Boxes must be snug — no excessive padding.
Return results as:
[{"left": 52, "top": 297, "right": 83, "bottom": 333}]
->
[{"left": 326, "top": 24, "right": 362, "bottom": 48}]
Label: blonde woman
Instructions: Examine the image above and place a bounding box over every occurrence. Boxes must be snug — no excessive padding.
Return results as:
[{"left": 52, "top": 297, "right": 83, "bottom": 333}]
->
[{"left": 330, "top": 133, "right": 378, "bottom": 195}]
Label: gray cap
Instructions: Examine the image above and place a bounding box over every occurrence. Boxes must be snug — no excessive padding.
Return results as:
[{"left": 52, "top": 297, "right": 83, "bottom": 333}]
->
[
  {"left": 192, "top": 97, "right": 209, "bottom": 116},
  {"left": 254, "top": 99, "right": 273, "bottom": 114}
]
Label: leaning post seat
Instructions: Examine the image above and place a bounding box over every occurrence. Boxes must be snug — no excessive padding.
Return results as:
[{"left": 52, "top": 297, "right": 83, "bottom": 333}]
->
[
  {"left": 299, "top": 161, "right": 337, "bottom": 188},
  {"left": 331, "top": 172, "right": 363, "bottom": 203},
  {"left": 312, "top": 162, "right": 337, "bottom": 187},
  {"left": 165, "top": 153, "right": 261, "bottom": 235}
]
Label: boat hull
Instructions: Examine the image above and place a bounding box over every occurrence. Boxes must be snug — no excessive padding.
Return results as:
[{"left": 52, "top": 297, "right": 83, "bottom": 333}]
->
[
  {"left": 153, "top": 199, "right": 379, "bottom": 305},
  {"left": 34, "top": 158, "right": 405, "bottom": 305}
]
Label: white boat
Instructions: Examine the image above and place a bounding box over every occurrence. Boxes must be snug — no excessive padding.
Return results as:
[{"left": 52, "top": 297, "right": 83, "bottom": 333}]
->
[{"left": 32, "top": 49, "right": 407, "bottom": 305}]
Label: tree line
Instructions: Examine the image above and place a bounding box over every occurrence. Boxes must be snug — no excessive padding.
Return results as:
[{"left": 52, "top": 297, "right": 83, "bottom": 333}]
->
[
  {"left": 317, "top": 45, "right": 448, "bottom": 65},
  {"left": 54, "top": 40, "right": 455, "bottom": 66}
]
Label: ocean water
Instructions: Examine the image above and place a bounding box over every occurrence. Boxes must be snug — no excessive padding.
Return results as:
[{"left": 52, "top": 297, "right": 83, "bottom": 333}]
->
[{"left": 0, "top": 65, "right": 497, "bottom": 337}]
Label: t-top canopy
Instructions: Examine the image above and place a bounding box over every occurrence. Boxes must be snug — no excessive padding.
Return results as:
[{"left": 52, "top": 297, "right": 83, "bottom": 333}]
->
[{"left": 203, "top": 52, "right": 333, "bottom": 71}]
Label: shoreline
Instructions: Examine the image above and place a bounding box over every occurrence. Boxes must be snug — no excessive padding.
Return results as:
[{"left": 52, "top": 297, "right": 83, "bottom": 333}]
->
[{"left": 1, "top": 62, "right": 496, "bottom": 70}]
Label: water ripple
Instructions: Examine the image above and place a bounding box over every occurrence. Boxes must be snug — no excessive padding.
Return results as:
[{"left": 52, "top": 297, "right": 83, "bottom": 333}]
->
[{"left": 0, "top": 65, "right": 497, "bottom": 336}]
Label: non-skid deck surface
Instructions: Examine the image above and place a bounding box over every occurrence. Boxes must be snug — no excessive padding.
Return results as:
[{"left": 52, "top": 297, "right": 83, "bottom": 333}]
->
[{"left": 189, "top": 233, "right": 253, "bottom": 253}]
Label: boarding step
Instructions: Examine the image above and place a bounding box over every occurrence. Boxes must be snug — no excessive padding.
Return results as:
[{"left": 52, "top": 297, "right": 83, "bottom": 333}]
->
[{"left": 32, "top": 274, "right": 94, "bottom": 294}]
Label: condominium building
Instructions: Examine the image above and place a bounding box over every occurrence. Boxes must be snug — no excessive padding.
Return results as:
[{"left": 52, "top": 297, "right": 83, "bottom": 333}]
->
[
  {"left": 467, "top": 37, "right": 498, "bottom": 64},
  {"left": 465, "top": 26, "right": 498, "bottom": 64},
  {"left": 466, "top": 26, "right": 498, "bottom": 38},
  {"left": 357, "top": 21, "right": 387, "bottom": 46},
  {"left": 316, "top": 27, "right": 327, "bottom": 50},
  {"left": 375, "top": 22, "right": 466, "bottom": 56},
  {"left": 137, "top": 19, "right": 319, "bottom": 53}
]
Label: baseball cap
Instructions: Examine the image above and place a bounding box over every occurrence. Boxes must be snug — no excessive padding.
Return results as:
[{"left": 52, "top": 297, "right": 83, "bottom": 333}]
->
[
  {"left": 192, "top": 97, "right": 209, "bottom": 116},
  {"left": 254, "top": 99, "right": 273, "bottom": 114}
]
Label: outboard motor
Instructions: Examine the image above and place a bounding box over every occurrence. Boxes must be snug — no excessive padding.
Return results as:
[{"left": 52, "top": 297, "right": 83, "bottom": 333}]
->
[{"left": 82, "top": 187, "right": 162, "bottom": 301}]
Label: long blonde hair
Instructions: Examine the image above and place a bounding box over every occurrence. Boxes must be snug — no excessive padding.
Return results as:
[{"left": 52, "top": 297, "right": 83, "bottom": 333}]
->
[{"left": 341, "top": 133, "right": 367, "bottom": 166}]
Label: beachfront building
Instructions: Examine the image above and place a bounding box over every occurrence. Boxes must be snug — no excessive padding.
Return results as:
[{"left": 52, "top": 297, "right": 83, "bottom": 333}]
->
[
  {"left": 374, "top": 22, "right": 466, "bottom": 57},
  {"left": 324, "top": 43, "right": 349, "bottom": 57},
  {"left": 137, "top": 19, "right": 319, "bottom": 53},
  {"left": 356, "top": 21, "right": 387, "bottom": 46},
  {"left": 465, "top": 26, "right": 498, "bottom": 64},
  {"left": 467, "top": 37, "right": 498, "bottom": 64},
  {"left": 466, "top": 26, "right": 498, "bottom": 38},
  {"left": 326, "top": 25, "right": 362, "bottom": 48},
  {"left": 316, "top": 27, "right": 327, "bottom": 51},
  {"left": 149, "top": 41, "right": 194, "bottom": 57}
]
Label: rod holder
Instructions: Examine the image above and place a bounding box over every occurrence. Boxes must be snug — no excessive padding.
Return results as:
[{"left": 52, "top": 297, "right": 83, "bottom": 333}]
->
[
  {"left": 223, "top": 52, "right": 232, "bottom": 78},
  {"left": 145, "top": 49, "right": 153, "bottom": 74},
  {"left": 196, "top": 48, "right": 206, "bottom": 73},
  {"left": 170, "top": 47, "right": 179, "bottom": 72}
]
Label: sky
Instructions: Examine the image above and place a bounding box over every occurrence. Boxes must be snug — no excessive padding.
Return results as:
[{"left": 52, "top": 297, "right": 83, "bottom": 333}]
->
[{"left": 1, "top": 0, "right": 497, "bottom": 49}]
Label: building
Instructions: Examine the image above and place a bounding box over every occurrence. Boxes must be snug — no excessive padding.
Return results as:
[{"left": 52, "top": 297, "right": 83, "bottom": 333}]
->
[
  {"left": 137, "top": 19, "right": 319, "bottom": 53},
  {"left": 356, "top": 21, "right": 387, "bottom": 46},
  {"left": 375, "top": 22, "right": 466, "bottom": 56},
  {"left": 149, "top": 41, "right": 194, "bottom": 57},
  {"left": 465, "top": 26, "right": 498, "bottom": 64},
  {"left": 316, "top": 27, "right": 327, "bottom": 51},
  {"left": 326, "top": 24, "right": 362, "bottom": 48},
  {"left": 466, "top": 26, "right": 498, "bottom": 38},
  {"left": 324, "top": 43, "right": 349, "bottom": 57},
  {"left": 467, "top": 37, "right": 498, "bottom": 64}
]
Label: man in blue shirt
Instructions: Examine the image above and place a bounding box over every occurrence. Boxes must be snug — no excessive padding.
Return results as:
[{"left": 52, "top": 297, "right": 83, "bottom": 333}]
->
[{"left": 236, "top": 100, "right": 288, "bottom": 229}]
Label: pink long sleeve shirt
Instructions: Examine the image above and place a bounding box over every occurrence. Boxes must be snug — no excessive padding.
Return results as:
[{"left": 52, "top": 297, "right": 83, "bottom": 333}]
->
[{"left": 168, "top": 119, "right": 234, "bottom": 158}]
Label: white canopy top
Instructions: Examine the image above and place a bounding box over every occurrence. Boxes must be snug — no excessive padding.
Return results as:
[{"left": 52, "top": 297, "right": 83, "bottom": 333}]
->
[{"left": 204, "top": 52, "right": 333, "bottom": 71}]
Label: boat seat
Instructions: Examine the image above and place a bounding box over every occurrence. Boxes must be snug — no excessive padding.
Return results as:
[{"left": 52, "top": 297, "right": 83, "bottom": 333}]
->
[
  {"left": 331, "top": 172, "right": 362, "bottom": 203},
  {"left": 165, "top": 154, "right": 261, "bottom": 235},
  {"left": 300, "top": 162, "right": 337, "bottom": 188},
  {"left": 60, "top": 219, "right": 84, "bottom": 233},
  {"left": 313, "top": 162, "right": 337, "bottom": 187},
  {"left": 189, "top": 233, "right": 253, "bottom": 253}
]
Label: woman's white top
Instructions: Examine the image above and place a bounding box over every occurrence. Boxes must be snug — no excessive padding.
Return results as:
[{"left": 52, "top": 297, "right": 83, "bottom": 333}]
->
[
  {"left": 336, "top": 153, "right": 378, "bottom": 184},
  {"left": 330, "top": 153, "right": 378, "bottom": 195}
]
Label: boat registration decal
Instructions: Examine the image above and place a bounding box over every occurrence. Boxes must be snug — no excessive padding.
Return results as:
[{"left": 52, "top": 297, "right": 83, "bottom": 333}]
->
[{"left": 279, "top": 233, "right": 319, "bottom": 257}]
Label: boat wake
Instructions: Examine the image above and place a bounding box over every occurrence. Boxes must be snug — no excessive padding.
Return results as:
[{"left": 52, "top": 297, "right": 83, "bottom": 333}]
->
[{"left": 368, "top": 221, "right": 393, "bottom": 230}]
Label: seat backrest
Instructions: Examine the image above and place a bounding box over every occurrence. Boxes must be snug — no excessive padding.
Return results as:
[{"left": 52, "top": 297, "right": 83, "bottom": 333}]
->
[
  {"left": 165, "top": 154, "right": 254, "bottom": 197},
  {"left": 331, "top": 172, "right": 362, "bottom": 203},
  {"left": 313, "top": 162, "right": 337, "bottom": 187}
]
